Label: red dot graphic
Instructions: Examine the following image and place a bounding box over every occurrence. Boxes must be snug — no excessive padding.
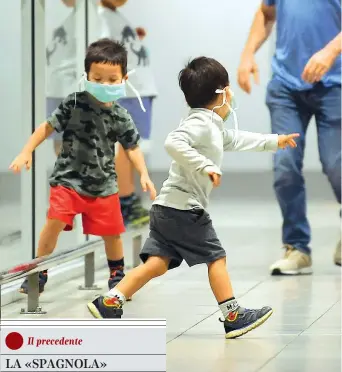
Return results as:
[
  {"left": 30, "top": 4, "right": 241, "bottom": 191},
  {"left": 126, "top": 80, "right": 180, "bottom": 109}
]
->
[{"left": 5, "top": 332, "right": 24, "bottom": 350}]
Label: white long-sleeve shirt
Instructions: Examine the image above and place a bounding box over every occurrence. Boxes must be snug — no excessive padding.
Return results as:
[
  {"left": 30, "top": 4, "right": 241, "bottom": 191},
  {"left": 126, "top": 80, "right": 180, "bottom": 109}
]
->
[{"left": 154, "top": 108, "right": 278, "bottom": 210}]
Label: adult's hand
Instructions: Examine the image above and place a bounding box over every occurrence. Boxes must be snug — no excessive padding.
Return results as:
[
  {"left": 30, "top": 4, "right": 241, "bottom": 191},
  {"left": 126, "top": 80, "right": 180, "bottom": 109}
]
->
[
  {"left": 237, "top": 53, "right": 260, "bottom": 94},
  {"left": 302, "top": 46, "right": 339, "bottom": 84}
]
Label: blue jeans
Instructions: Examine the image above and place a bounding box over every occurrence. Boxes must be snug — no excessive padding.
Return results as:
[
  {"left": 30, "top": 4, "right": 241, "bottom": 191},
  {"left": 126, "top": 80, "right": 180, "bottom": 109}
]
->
[{"left": 266, "top": 79, "right": 341, "bottom": 255}]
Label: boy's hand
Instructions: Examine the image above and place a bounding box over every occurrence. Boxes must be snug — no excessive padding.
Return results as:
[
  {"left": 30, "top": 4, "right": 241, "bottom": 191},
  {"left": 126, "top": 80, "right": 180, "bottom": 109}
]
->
[
  {"left": 278, "top": 133, "right": 300, "bottom": 149},
  {"left": 208, "top": 172, "right": 221, "bottom": 187},
  {"left": 9, "top": 152, "right": 32, "bottom": 173},
  {"left": 140, "top": 174, "right": 157, "bottom": 200}
]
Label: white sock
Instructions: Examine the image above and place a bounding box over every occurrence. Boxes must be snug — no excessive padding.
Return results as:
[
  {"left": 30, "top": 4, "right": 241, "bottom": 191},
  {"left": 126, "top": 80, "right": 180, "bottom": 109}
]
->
[
  {"left": 105, "top": 288, "right": 126, "bottom": 306},
  {"left": 219, "top": 298, "right": 239, "bottom": 319}
]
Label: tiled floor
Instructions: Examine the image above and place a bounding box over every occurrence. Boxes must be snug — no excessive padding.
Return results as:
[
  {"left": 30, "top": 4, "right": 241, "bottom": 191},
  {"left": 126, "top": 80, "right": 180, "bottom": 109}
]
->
[{"left": 1, "top": 199, "right": 341, "bottom": 372}]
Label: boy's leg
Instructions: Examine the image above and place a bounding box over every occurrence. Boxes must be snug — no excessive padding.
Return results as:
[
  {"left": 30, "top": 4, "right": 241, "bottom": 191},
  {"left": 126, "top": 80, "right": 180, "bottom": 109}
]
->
[
  {"left": 87, "top": 205, "right": 183, "bottom": 318},
  {"left": 20, "top": 185, "right": 81, "bottom": 294},
  {"left": 208, "top": 257, "right": 234, "bottom": 302},
  {"left": 102, "top": 235, "right": 129, "bottom": 293},
  {"left": 20, "top": 218, "right": 66, "bottom": 294},
  {"left": 207, "top": 257, "right": 273, "bottom": 339},
  {"left": 87, "top": 256, "right": 169, "bottom": 319}
]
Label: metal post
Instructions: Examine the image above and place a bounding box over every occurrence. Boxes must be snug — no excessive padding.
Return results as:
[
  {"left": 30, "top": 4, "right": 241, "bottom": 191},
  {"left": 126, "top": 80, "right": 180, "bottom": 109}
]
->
[
  {"left": 20, "top": 272, "right": 46, "bottom": 314},
  {"left": 132, "top": 234, "right": 142, "bottom": 268},
  {"left": 78, "top": 252, "right": 100, "bottom": 290}
]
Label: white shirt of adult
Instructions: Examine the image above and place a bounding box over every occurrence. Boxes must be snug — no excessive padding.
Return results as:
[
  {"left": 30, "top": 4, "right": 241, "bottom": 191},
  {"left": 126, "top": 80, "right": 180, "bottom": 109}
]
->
[{"left": 97, "top": 5, "right": 157, "bottom": 98}]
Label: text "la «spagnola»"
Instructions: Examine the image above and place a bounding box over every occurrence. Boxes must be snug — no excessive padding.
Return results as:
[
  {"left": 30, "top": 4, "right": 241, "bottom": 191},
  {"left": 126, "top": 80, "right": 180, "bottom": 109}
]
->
[{"left": 27, "top": 337, "right": 83, "bottom": 347}]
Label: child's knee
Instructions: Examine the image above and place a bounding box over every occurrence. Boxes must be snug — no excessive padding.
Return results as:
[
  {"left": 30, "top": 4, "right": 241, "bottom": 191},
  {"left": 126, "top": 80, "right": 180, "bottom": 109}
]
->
[
  {"left": 207, "top": 256, "right": 226, "bottom": 268},
  {"left": 39, "top": 220, "right": 65, "bottom": 254},
  {"left": 145, "top": 256, "right": 169, "bottom": 278},
  {"left": 102, "top": 235, "right": 121, "bottom": 243}
]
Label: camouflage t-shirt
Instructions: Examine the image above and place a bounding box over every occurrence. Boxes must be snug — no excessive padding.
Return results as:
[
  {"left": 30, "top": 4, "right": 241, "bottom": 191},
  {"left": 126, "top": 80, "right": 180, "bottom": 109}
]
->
[{"left": 47, "top": 91, "right": 140, "bottom": 197}]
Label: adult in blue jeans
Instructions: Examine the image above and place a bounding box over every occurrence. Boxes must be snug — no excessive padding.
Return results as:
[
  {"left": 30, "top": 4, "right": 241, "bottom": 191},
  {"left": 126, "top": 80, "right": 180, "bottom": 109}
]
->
[{"left": 238, "top": 0, "right": 341, "bottom": 274}]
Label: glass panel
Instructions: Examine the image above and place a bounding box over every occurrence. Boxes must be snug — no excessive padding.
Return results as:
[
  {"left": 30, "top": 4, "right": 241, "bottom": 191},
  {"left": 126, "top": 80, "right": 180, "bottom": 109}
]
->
[
  {"left": 43, "top": 0, "right": 87, "bottom": 252},
  {"left": 0, "top": 0, "right": 32, "bottom": 271}
]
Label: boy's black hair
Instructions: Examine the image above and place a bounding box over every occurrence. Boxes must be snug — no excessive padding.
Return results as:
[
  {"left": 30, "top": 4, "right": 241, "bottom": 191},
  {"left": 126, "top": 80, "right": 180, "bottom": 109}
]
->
[
  {"left": 84, "top": 38, "right": 127, "bottom": 76},
  {"left": 178, "top": 57, "right": 229, "bottom": 108}
]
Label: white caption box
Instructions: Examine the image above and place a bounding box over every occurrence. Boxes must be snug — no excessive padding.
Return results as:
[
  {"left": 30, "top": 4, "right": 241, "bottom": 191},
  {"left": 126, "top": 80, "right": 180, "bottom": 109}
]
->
[{"left": 0, "top": 319, "right": 166, "bottom": 372}]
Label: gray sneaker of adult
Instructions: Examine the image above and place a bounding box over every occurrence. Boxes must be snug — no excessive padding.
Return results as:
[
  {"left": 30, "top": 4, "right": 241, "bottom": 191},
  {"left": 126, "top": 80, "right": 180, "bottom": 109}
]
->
[
  {"left": 270, "top": 245, "right": 312, "bottom": 275},
  {"left": 334, "top": 240, "right": 341, "bottom": 266}
]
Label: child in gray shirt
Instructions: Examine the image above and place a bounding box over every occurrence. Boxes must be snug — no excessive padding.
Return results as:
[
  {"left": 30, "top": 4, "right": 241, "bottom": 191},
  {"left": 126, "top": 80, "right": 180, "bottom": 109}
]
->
[{"left": 87, "top": 57, "right": 299, "bottom": 339}]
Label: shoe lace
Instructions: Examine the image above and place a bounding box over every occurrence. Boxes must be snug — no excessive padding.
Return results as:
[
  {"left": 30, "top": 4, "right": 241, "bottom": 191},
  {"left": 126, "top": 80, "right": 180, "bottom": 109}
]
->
[{"left": 284, "top": 244, "right": 294, "bottom": 258}]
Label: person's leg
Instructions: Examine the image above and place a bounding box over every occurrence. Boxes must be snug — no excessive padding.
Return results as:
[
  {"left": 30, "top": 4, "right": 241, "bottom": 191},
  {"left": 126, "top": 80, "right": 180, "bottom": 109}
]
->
[
  {"left": 110, "top": 256, "right": 169, "bottom": 300},
  {"left": 116, "top": 97, "right": 153, "bottom": 226},
  {"left": 87, "top": 255, "right": 171, "bottom": 319},
  {"left": 313, "top": 84, "right": 341, "bottom": 265},
  {"left": 102, "top": 235, "right": 127, "bottom": 291},
  {"left": 266, "top": 79, "right": 313, "bottom": 275},
  {"left": 82, "top": 193, "right": 134, "bottom": 292},
  {"left": 207, "top": 257, "right": 273, "bottom": 339},
  {"left": 20, "top": 185, "right": 81, "bottom": 293},
  {"left": 20, "top": 216, "right": 68, "bottom": 294},
  {"left": 208, "top": 257, "right": 234, "bottom": 302},
  {"left": 87, "top": 205, "right": 183, "bottom": 318}
]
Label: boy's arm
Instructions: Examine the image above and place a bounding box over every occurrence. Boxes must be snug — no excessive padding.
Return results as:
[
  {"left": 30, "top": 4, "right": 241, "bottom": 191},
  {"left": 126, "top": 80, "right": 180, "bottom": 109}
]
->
[
  {"left": 164, "top": 121, "right": 222, "bottom": 176},
  {"left": 9, "top": 122, "right": 55, "bottom": 172},
  {"left": 22, "top": 122, "right": 55, "bottom": 154},
  {"left": 125, "top": 146, "right": 156, "bottom": 200},
  {"left": 126, "top": 146, "right": 148, "bottom": 177},
  {"left": 116, "top": 113, "right": 156, "bottom": 199},
  {"left": 223, "top": 129, "right": 278, "bottom": 152},
  {"left": 9, "top": 95, "right": 72, "bottom": 173}
]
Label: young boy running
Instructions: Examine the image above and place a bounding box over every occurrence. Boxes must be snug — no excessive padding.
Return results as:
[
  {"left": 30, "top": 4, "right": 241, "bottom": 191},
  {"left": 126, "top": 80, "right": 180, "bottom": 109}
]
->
[
  {"left": 9, "top": 38, "right": 156, "bottom": 295},
  {"left": 87, "top": 57, "right": 299, "bottom": 339}
]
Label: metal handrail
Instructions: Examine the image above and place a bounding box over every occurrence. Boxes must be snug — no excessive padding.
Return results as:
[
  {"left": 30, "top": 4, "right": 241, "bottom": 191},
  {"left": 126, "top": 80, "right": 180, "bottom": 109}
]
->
[
  {"left": 0, "top": 239, "right": 101, "bottom": 286},
  {"left": 0, "top": 228, "right": 144, "bottom": 317}
]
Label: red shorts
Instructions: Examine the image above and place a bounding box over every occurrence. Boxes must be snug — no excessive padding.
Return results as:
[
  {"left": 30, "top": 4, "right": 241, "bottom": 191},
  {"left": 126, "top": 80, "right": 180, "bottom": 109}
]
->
[{"left": 47, "top": 186, "right": 125, "bottom": 236}]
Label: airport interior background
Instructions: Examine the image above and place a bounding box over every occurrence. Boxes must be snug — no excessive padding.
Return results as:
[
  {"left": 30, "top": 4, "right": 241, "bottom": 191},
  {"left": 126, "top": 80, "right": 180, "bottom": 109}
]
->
[{"left": 0, "top": 1, "right": 340, "bottom": 371}]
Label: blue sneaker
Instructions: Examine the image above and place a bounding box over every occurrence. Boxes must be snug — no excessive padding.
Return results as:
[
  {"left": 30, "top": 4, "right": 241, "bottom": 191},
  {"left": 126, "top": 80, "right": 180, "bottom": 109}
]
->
[
  {"left": 120, "top": 194, "right": 149, "bottom": 227},
  {"left": 87, "top": 296, "right": 123, "bottom": 319},
  {"left": 221, "top": 306, "right": 273, "bottom": 339},
  {"left": 19, "top": 271, "right": 48, "bottom": 295}
]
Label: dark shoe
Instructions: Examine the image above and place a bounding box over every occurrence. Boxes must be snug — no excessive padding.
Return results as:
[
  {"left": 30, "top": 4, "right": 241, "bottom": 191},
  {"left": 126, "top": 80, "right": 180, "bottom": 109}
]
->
[
  {"left": 19, "top": 271, "right": 48, "bottom": 294},
  {"left": 121, "top": 194, "right": 149, "bottom": 227},
  {"left": 221, "top": 306, "right": 273, "bottom": 339},
  {"left": 87, "top": 296, "right": 123, "bottom": 319},
  {"left": 108, "top": 270, "right": 132, "bottom": 301}
]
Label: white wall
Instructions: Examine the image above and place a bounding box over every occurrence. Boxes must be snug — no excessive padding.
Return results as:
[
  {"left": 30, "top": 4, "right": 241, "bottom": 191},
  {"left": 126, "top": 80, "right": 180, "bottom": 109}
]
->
[{"left": 0, "top": 0, "right": 321, "bottom": 173}]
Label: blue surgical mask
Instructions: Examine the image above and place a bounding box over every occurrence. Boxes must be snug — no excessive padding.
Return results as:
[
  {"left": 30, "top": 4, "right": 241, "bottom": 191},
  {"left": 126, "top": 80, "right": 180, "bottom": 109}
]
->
[
  {"left": 84, "top": 78, "right": 126, "bottom": 103},
  {"left": 79, "top": 70, "right": 146, "bottom": 112}
]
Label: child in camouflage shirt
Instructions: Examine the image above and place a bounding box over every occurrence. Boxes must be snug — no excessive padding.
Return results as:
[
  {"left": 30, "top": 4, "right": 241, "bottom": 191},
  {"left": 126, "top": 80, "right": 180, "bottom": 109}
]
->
[{"left": 9, "top": 38, "right": 156, "bottom": 295}]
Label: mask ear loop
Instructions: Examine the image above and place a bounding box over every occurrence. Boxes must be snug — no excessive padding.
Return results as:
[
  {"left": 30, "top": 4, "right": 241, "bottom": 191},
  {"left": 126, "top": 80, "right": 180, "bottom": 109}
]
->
[
  {"left": 212, "top": 89, "right": 226, "bottom": 123},
  {"left": 75, "top": 72, "right": 87, "bottom": 108},
  {"left": 216, "top": 88, "right": 239, "bottom": 132},
  {"left": 125, "top": 69, "right": 146, "bottom": 112}
]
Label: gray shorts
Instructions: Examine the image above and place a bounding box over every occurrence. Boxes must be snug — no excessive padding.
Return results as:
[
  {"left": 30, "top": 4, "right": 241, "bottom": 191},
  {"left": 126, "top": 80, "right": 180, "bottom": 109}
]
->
[{"left": 140, "top": 205, "right": 226, "bottom": 270}]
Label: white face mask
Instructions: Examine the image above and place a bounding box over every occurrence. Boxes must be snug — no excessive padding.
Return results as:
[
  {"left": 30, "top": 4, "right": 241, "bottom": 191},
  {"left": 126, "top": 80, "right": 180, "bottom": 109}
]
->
[{"left": 212, "top": 87, "right": 239, "bottom": 132}]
